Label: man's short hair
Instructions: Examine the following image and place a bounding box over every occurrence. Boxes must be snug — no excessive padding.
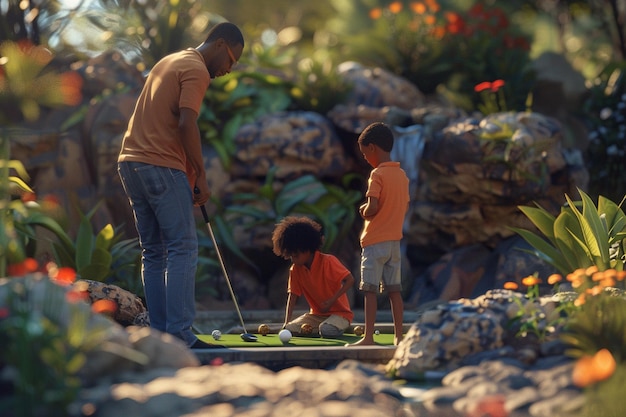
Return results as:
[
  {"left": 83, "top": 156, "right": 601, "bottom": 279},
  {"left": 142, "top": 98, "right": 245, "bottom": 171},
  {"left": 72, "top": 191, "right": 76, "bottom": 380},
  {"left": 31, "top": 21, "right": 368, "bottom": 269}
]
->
[
  {"left": 205, "top": 22, "right": 244, "bottom": 48},
  {"left": 357, "top": 122, "right": 394, "bottom": 152}
]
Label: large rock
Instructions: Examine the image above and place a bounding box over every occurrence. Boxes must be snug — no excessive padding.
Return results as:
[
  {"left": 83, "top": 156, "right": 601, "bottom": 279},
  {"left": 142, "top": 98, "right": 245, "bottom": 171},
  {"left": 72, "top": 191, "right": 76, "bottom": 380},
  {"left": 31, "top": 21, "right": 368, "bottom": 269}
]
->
[
  {"left": 407, "top": 112, "right": 588, "bottom": 260},
  {"left": 80, "top": 279, "right": 148, "bottom": 327},
  {"left": 232, "top": 111, "right": 352, "bottom": 180}
]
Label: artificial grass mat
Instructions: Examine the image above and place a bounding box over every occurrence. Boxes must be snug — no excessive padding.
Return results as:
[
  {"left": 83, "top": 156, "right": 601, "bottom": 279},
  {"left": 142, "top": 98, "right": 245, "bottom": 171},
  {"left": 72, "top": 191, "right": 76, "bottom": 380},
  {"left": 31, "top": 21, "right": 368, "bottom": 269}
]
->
[{"left": 197, "top": 332, "right": 395, "bottom": 347}]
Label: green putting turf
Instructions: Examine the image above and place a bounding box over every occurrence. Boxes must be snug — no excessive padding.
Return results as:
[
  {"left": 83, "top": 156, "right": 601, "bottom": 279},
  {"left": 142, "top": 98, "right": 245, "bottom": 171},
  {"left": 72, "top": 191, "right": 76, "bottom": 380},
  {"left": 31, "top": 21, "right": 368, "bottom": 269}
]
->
[{"left": 197, "top": 332, "right": 395, "bottom": 347}]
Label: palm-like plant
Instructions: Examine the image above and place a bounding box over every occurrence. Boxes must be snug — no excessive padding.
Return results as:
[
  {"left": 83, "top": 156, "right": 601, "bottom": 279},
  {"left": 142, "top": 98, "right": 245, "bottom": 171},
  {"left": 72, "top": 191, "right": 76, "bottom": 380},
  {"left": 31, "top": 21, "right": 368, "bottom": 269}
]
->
[{"left": 512, "top": 188, "right": 626, "bottom": 275}]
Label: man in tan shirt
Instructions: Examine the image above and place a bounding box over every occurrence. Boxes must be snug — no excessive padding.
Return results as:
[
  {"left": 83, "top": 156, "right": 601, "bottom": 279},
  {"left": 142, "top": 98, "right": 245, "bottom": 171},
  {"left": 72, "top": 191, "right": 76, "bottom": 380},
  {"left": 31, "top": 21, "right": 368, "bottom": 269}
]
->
[{"left": 118, "top": 22, "right": 243, "bottom": 349}]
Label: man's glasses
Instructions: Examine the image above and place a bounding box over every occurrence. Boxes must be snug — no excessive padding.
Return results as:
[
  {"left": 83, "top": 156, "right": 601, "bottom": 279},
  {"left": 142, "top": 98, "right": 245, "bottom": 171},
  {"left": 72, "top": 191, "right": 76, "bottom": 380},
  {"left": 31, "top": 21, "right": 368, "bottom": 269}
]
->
[{"left": 225, "top": 44, "right": 237, "bottom": 66}]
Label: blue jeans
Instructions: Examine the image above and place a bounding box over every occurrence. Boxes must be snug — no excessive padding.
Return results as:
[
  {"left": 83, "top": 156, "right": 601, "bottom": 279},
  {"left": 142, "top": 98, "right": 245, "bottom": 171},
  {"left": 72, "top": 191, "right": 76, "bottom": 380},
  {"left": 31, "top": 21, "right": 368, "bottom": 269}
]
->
[{"left": 118, "top": 161, "right": 199, "bottom": 346}]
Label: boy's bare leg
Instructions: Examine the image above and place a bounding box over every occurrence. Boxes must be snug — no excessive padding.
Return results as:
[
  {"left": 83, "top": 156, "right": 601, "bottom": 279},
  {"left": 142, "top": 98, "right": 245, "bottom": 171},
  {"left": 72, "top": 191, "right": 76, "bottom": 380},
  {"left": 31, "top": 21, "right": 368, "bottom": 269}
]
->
[
  {"left": 348, "top": 291, "right": 377, "bottom": 346},
  {"left": 389, "top": 290, "right": 404, "bottom": 345}
]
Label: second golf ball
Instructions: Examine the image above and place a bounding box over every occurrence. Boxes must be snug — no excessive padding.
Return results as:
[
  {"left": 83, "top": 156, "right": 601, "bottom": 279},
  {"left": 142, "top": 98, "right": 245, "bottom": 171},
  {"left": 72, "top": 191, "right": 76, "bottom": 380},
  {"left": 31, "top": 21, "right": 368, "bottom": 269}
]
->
[
  {"left": 278, "top": 329, "right": 292, "bottom": 343},
  {"left": 211, "top": 329, "right": 222, "bottom": 340}
]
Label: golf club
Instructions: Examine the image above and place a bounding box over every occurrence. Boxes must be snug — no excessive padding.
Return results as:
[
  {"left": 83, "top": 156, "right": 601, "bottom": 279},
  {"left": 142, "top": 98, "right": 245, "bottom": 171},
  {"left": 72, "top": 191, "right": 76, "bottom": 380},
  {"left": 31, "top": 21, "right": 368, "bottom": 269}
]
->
[{"left": 196, "top": 194, "right": 257, "bottom": 342}]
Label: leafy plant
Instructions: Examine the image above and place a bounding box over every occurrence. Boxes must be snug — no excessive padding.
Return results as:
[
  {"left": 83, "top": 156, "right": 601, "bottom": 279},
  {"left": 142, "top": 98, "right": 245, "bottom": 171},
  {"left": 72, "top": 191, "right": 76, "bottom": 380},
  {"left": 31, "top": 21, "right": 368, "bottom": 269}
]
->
[
  {"left": 504, "top": 274, "right": 573, "bottom": 342},
  {"left": 290, "top": 56, "right": 352, "bottom": 114},
  {"left": 0, "top": 138, "right": 34, "bottom": 277},
  {"left": 16, "top": 201, "right": 141, "bottom": 286},
  {"left": 511, "top": 188, "right": 626, "bottom": 275},
  {"left": 224, "top": 167, "right": 362, "bottom": 254},
  {"left": 198, "top": 70, "right": 293, "bottom": 169}
]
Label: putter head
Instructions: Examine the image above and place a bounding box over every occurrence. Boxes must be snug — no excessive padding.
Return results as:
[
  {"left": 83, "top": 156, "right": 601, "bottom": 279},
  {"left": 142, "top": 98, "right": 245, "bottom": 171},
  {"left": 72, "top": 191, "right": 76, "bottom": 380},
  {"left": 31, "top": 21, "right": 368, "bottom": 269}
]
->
[{"left": 241, "top": 333, "right": 257, "bottom": 342}]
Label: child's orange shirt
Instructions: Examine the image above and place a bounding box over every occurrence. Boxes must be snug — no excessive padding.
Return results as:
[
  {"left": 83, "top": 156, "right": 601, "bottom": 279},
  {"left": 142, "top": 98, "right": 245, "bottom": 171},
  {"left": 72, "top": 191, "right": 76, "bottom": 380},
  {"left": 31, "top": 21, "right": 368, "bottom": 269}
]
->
[
  {"left": 360, "top": 161, "right": 410, "bottom": 248},
  {"left": 288, "top": 251, "right": 354, "bottom": 322}
]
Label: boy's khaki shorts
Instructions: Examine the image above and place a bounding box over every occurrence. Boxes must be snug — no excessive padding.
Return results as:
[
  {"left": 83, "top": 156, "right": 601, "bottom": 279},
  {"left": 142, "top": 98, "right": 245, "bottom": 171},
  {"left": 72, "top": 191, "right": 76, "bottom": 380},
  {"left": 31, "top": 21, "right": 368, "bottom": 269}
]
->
[
  {"left": 285, "top": 313, "right": 349, "bottom": 337},
  {"left": 360, "top": 240, "right": 402, "bottom": 293}
]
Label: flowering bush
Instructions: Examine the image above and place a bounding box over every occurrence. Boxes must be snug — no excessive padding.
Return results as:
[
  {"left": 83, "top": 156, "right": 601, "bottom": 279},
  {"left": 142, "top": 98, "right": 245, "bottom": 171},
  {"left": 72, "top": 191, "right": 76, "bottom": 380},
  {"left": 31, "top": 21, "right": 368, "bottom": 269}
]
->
[
  {"left": 351, "top": 1, "right": 534, "bottom": 111},
  {"left": 363, "top": 0, "right": 456, "bottom": 94},
  {"left": 506, "top": 262, "right": 626, "bottom": 415},
  {"left": 443, "top": 3, "right": 534, "bottom": 112}
]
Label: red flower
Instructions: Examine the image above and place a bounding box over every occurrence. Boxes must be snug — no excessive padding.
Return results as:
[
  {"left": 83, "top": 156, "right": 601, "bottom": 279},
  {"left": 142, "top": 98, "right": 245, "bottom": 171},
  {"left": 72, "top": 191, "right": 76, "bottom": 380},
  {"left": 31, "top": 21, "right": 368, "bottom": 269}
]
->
[
  {"left": 474, "top": 80, "right": 505, "bottom": 93},
  {"left": 48, "top": 264, "right": 77, "bottom": 286},
  {"left": 92, "top": 299, "right": 118, "bottom": 315},
  {"left": 474, "top": 81, "right": 492, "bottom": 93}
]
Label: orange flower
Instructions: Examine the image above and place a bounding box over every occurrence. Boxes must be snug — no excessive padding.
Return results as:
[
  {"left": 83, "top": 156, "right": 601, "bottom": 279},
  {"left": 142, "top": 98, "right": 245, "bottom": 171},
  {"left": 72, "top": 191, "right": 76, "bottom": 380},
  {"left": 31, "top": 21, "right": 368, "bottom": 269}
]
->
[
  {"left": 49, "top": 265, "right": 77, "bottom": 286},
  {"left": 521, "top": 275, "right": 541, "bottom": 287},
  {"left": 592, "top": 348, "right": 617, "bottom": 382},
  {"left": 425, "top": 0, "right": 439, "bottom": 13},
  {"left": 92, "top": 299, "right": 118, "bottom": 315},
  {"left": 585, "top": 265, "right": 599, "bottom": 276},
  {"left": 389, "top": 1, "right": 403, "bottom": 14},
  {"left": 410, "top": 2, "right": 426, "bottom": 14},
  {"left": 573, "top": 349, "right": 617, "bottom": 387},
  {"left": 591, "top": 271, "right": 605, "bottom": 282},
  {"left": 600, "top": 277, "right": 616, "bottom": 288},
  {"left": 6, "top": 258, "right": 39, "bottom": 277},
  {"left": 503, "top": 281, "right": 518, "bottom": 290},
  {"left": 574, "top": 293, "right": 586, "bottom": 306},
  {"left": 424, "top": 15, "right": 436, "bottom": 25},
  {"left": 572, "top": 355, "right": 595, "bottom": 387},
  {"left": 547, "top": 273, "right": 562, "bottom": 285},
  {"left": 616, "top": 270, "right": 626, "bottom": 281},
  {"left": 369, "top": 7, "right": 382, "bottom": 19},
  {"left": 585, "top": 286, "right": 602, "bottom": 296},
  {"left": 24, "top": 258, "right": 38, "bottom": 273}
]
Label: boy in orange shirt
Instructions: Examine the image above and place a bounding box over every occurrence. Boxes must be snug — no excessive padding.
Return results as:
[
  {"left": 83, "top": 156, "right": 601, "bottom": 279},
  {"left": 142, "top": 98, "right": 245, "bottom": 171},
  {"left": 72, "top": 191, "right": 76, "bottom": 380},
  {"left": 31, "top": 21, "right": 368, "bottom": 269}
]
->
[
  {"left": 350, "top": 122, "right": 410, "bottom": 346},
  {"left": 272, "top": 216, "right": 355, "bottom": 337}
]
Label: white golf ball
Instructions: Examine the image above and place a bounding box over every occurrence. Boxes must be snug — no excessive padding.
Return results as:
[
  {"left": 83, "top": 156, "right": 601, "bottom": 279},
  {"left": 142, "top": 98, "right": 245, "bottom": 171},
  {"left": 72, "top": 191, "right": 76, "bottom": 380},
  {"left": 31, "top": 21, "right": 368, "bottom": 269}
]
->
[
  {"left": 211, "top": 329, "right": 222, "bottom": 340},
  {"left": 374, "top": 330, "right": 380, "bottom": 335},
  {"left": 278, "top": 329, "right": 292, "bottom": 343}
]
